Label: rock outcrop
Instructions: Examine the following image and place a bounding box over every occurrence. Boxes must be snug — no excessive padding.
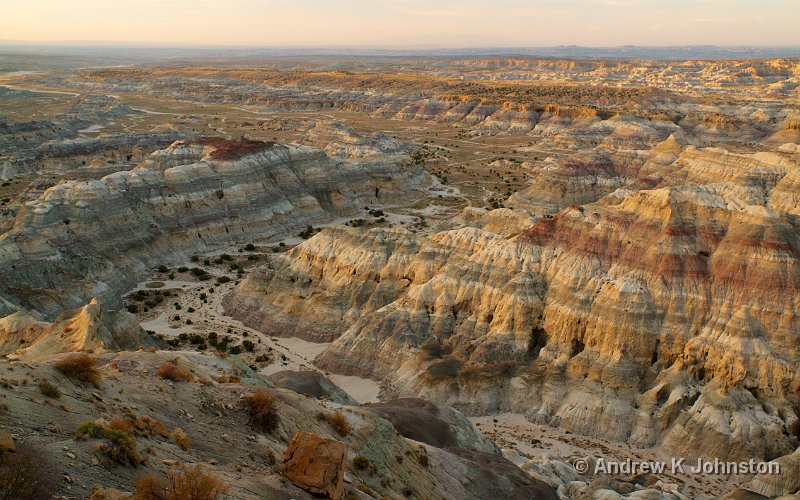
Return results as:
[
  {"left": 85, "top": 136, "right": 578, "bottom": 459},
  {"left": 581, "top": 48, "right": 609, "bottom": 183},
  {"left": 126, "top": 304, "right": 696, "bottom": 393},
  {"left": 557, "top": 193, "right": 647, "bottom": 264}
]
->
[
  {"left": 226, "top": 145, "right": 800, "bottom": 463},
  {"left": 0, "top": 298, "right": 155, "bottom": 361},
  {"left": 0, "top": 137, "right": 430, "bottom": 318},
  {"left": 747, "top": 448, "right": 800, "bottom": 497},
  {"left": 278, "top": 431, "right": 347, "bottom": 499},
  {"left": 267, "top": 370, "right": 358, "bottom": 405},
  {"left": 366, "top": 398, "right": 499, "bottom": 453}
]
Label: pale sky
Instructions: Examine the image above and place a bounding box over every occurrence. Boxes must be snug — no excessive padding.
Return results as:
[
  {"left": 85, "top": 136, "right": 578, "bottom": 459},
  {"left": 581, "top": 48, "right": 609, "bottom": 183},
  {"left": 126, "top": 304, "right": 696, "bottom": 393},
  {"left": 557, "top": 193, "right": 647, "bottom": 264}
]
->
[{"left": 2, "top": 0, "right": 798, "bottom": 47}]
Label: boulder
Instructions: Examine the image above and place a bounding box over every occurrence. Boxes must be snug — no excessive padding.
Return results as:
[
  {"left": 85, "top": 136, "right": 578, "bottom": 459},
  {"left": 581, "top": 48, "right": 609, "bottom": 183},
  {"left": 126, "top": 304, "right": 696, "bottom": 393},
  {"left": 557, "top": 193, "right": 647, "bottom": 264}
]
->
[{"left": 278, "top": 431, "right": 347, "bottom": 499}]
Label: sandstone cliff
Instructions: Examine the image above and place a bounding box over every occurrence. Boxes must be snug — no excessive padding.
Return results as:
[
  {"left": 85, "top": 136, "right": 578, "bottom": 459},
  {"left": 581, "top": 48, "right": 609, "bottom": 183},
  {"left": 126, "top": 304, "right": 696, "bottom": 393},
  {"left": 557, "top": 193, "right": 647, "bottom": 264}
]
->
[
  {"left": 0, "top": 137, "right": 431, "bottom": 317},
  {"left": 226, "top": 144, "right": 800, "bottom": 462}
]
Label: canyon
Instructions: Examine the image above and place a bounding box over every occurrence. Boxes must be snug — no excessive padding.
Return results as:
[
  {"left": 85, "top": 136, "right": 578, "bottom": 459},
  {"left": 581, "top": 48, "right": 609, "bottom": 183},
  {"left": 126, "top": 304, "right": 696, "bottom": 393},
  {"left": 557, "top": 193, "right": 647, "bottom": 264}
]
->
[{"left": 0, "top": 51, "right": 798, "bottom": 499}]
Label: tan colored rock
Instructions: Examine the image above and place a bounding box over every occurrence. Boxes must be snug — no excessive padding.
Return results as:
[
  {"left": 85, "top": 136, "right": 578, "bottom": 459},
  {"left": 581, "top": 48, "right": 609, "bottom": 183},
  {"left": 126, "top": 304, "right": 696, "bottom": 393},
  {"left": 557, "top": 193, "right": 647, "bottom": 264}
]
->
[
  {"left": 747, "top": 448, "right": 800, "bottom": 497},
  {"left": 277, "top": 431, "right": 347, "bottom": 499},
  {"left": 228, "top": 146, "right": 800, "bottom": 462},
  {"left": 0, "top": 298, "right": 155, "bottom": 361}
]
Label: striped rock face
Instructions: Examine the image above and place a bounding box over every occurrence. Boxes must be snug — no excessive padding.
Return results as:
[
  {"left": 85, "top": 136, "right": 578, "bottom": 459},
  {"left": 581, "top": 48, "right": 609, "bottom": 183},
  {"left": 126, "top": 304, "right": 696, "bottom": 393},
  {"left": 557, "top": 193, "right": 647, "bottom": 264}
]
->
[
  {"left": 0, "top": 137, "right": 431, "bottom": 317},
  {"left": 227, "top": 145, "right": 800, "bottom": 462}
]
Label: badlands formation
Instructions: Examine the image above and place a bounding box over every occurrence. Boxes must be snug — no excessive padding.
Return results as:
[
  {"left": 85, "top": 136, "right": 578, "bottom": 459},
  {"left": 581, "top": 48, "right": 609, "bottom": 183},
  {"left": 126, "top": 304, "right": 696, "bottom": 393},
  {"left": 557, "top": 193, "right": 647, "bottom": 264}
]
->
[{"left": 0, "top": 54, "right": 799, "bottom": 499}]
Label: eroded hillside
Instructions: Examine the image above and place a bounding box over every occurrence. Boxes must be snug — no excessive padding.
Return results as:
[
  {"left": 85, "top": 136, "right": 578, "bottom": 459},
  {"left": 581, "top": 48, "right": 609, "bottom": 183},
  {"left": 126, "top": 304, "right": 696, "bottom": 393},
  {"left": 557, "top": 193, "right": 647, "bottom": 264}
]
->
[{"left": 1, "top": 54, "right": 799, "bottom": 499}]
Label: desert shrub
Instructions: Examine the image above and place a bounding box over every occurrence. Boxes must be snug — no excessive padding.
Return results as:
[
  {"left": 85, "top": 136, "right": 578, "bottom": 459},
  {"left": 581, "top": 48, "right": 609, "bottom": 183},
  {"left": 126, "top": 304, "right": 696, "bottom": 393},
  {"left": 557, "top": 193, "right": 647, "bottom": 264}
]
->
[
  {"left": 128, "top": 413, "right": 168, "bottom": 438},
  {"left": 101, "top": 428, "right": 141, "bottom": 466},
  {"left": 134, "top": 464, "right": 228, "bottom": 500},
  {"left": 108, "top": 417, "right": 134, "bottom": 435},
  {"left": 242, "top": 340, "right": 255, "bottom": 352},
  {"left": 134, "top": 474, "right": 163, "bottom": 500},
  {"left": 54, "top": 354, "right": 101, "bottom": 387},
  {"left": 172, "top": 428, "right": 189, "bottom": 450},
  {"left": 76, "top": 420, "right": 105, "bottom": 438},
  {"left": 37, "top": 379, "right": 61, "bottom": 399},
  {"left": 352, "top": 454, "right": 370, "bottom": 470},
  {"left": 244, "top": 243, "right": 255, "bottom": 251},
  {"left": 318, "top": 411, "right": 350, "bottom": 436},
  {"left": 77, "top": 420, "right": 140, "bottom": 466},
  {"left": 187, "top": 334, "right": 204, "bottom": 345},
  {"left": 0, "top": 444, "right": 58, "bottom": 500},
  {"left": 244, "top": 389, "right": 279, "bottom": 432},
  {"left": 156, "top": 363, "right": 194, "bottom": 382},
  {"left": 216, "top": 276, "right": 231, "bottom": 285}
]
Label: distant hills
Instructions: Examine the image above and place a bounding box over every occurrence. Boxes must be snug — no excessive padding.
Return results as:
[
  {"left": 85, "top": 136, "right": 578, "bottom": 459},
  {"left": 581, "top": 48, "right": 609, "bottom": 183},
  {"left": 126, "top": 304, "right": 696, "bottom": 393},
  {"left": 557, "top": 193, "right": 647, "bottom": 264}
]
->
[{"left": 0, "top": 42, "right": 798, "bottom": 62}]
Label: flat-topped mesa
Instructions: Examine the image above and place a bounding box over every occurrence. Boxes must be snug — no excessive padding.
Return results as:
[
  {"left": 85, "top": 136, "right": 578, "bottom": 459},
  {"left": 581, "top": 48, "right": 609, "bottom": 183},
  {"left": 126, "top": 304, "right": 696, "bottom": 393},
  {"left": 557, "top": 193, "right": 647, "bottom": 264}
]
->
[
  {"left": 188, "top": 136, "right": 276, "bottom": 161},
  {"left": 0, "top": 137, "right": 431, "bottom": 318}
]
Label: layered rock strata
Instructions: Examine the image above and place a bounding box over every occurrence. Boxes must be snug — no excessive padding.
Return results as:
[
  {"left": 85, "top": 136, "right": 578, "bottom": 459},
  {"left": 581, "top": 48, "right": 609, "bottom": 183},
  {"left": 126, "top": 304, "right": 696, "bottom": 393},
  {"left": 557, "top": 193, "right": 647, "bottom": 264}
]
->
[
  {"left": 0, "top": 137, "right": 430, "bottom": 317},
  {"left": 226, "top": 145, "right": 800, "bottom": 462}
]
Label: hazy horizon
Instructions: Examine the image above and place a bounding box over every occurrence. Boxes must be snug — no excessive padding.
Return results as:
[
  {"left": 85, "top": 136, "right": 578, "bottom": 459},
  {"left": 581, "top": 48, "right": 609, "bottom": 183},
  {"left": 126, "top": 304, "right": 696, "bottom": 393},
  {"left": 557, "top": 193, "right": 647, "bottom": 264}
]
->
[{"left": 3, "top": 0, "right": 799, "bottom": 47}]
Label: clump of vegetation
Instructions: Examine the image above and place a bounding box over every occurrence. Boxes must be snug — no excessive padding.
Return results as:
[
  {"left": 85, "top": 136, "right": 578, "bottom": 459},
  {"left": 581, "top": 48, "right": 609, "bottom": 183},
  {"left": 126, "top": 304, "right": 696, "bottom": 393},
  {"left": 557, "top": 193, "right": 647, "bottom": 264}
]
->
[
  {"left": 55, "top": 353, "right": 101, "bottom": 387},
  {"left": 243, "top": 389, "right": 279, "bottom": 432},
  {"left": 0, "top": 444, "right": 58, "bottom": 499},
  {"left": 126, "top": 413, "right": 169, "bottom": 439},
  {"left": 108, "top": 417, "right": 134, "bottom": 435},
  {"left": 77, "top": 420, "right": 141, "bottom": 466},
  {"left": 317, "top": 411, "right": 350, "bottom": 436},
  {"left": 189, "top": 267, "right": 211, "bottom": 281},
  {"left": 37, "top": 379, "right": 61, "bottom": 399},
  {"left": 172, "top": 428, "right": 189, "bottom": 450},
  {"left": 298, "top": 225, "right": 317, "bottom": 239},
  {"left": 134, "top": 464, "right": 228, "bottom": 500},
  {"left": 351, "top": 454, "right": 370, "bottom": 470},
  {"left": 156, "top": 363, "right": 194, "bottom": 382}
]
